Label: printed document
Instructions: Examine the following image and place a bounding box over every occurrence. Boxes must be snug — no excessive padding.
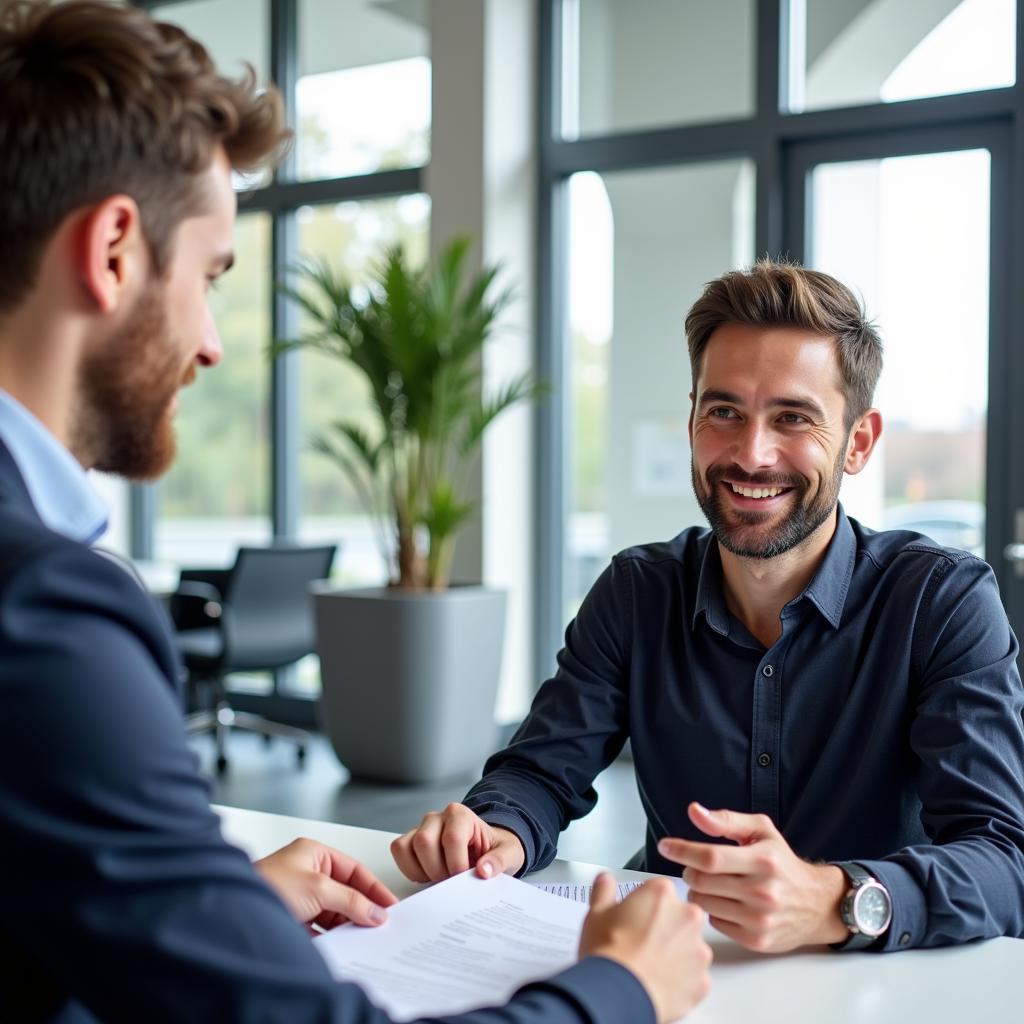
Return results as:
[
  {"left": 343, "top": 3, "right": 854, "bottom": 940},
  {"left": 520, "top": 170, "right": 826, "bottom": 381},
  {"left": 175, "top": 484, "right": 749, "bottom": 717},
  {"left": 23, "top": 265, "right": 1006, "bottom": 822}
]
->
[{"left": 314, "top": 871, "right": 590, "bottom": 1021}]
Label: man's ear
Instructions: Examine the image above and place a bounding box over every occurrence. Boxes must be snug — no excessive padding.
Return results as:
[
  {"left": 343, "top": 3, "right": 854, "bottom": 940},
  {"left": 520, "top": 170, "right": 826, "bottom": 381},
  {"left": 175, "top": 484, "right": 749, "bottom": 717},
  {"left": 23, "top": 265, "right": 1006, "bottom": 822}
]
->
[
  {"left": 688, "top": 391, "right": 695, "bottom": 445},
  {"left": 77, "top": 195, "right": 146, "bottom": 314},
  {"left": 844, "top": 408, "right": 883, "bottom": 476}
]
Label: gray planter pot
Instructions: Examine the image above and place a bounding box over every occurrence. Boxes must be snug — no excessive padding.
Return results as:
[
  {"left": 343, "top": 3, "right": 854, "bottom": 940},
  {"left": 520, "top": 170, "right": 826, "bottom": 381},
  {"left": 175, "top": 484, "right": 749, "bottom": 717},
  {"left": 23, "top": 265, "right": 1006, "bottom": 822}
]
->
[{"left": 313, "top": 584, "right": 506, "bottom": 783}]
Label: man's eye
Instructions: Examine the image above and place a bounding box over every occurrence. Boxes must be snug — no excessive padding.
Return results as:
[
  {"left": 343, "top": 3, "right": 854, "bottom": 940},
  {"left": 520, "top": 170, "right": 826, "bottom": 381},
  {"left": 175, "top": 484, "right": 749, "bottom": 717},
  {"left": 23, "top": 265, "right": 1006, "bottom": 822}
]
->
[
  {"left": 779, "top": 413, "right": 807, "bottom": 425},
  {"left": 709, "top": 407, "right": 737, "bottom": 419},
  {"left": 206, "top": 276, "right": 221, "bottom": 292}
]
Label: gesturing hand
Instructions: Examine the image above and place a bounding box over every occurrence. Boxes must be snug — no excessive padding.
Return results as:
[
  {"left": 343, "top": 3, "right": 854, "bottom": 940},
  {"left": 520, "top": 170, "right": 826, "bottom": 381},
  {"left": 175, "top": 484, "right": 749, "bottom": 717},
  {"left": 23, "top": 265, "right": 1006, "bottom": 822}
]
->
[
  {"left": 391, "top": 803, "right": 526, "bottom": 882},
  {"left": 580, "top": 872, "right": 712, "bottom": 1024},
  {"left": 254, "top": 838, "right": 398, "bottom": 932},
  {"left": 658, "top": 802, "right": 847, "bottom": 953}
]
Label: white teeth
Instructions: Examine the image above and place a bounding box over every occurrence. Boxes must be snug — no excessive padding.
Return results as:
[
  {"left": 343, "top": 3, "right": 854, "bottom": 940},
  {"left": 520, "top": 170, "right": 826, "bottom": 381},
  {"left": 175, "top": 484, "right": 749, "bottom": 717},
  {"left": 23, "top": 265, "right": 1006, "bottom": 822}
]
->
[{"left": 730, "top": 484, "right": 784, "bottom": 499}]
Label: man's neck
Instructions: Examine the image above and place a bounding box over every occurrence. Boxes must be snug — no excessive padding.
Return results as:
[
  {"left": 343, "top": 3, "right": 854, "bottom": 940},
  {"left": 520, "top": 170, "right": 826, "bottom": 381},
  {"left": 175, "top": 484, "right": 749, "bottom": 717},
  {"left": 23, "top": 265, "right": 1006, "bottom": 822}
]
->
[
  {"left": 719, "top": 510, "right": 838, "bottom": 648},
  {"left": 0, "top": 312, "right": 83, "bottom": 457}
]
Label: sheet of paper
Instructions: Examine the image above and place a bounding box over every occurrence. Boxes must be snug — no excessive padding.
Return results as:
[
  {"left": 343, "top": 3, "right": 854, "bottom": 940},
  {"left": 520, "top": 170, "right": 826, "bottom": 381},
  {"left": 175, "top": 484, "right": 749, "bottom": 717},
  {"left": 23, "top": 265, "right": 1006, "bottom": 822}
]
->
[
  {"left": 533, "top": 878, "right": 689, "bottom": 903},
  {"left": 313, "top": 871, "right": 588, "bottom": 1022}
]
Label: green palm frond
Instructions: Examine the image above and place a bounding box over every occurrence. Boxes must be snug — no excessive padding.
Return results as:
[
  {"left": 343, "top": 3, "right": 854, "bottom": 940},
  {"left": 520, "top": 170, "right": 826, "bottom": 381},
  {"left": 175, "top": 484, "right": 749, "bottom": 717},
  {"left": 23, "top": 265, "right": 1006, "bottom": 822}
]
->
[{"left": 277, "top": 235, "right": 544, "bottom": 588}]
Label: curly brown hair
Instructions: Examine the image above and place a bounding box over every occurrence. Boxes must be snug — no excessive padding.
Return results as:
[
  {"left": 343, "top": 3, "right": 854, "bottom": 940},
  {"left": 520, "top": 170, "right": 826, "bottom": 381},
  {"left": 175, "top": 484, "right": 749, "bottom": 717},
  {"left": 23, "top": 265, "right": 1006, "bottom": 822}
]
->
[
  {"left": 685, "top": 260, "right": 884, "bottom": 428},
  {"left": 0, "top": 0, "right": 289, "bottom": 313}
]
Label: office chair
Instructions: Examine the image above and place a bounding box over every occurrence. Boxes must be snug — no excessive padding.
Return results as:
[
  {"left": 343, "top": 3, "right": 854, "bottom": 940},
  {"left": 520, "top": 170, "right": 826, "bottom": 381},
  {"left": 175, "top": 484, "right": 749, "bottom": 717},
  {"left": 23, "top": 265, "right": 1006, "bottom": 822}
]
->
[{"left": 170, "top": 544, "right": 336, "bottom": 773}]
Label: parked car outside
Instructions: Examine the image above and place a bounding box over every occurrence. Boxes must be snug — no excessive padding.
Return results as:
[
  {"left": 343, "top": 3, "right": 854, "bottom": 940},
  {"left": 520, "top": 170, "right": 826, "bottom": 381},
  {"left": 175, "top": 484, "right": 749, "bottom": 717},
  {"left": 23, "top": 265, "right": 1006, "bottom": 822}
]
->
[{"left": 882, "top": 499, "right": 985, "bottom": 556}]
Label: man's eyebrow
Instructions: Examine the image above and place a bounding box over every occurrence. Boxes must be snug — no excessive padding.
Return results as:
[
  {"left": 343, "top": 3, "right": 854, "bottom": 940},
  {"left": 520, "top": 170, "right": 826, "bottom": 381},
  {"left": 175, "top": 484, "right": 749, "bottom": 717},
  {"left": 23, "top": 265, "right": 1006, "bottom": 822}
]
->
[{"left": 697, "top": 388, "right": 742, "bottom": 407}]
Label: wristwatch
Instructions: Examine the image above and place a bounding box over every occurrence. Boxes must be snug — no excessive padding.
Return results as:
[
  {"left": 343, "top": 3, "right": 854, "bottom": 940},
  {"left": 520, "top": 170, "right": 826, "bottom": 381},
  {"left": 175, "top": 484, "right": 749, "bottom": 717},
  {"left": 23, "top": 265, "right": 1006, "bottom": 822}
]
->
[{"left": 832, "top": 861, "right": 892, "bottom": 950}]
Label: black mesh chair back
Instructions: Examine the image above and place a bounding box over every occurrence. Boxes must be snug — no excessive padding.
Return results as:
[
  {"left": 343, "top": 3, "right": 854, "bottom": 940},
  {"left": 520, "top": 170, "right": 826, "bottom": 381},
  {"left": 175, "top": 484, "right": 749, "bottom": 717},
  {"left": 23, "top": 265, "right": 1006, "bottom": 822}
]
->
[
  {"left": 172, "top": 543, "right": 336, "bottom": 771},
  {"left": 221, "top": 545, "right": 336, "bottom": 671}
]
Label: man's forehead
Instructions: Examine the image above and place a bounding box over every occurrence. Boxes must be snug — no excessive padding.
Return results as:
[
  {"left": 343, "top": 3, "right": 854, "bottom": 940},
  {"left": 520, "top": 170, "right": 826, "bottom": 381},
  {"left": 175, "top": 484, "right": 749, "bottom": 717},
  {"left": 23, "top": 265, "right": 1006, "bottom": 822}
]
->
[{"left": 696, "top": 324, "right": 845, "bottom": 402}]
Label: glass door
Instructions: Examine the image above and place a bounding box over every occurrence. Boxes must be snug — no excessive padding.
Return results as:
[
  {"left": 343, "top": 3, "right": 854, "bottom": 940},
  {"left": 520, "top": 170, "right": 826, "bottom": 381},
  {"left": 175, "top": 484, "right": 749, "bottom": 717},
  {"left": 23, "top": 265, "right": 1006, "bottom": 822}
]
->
[{"left": 784, "top": 123, "right": 1021, "bottom": 642}]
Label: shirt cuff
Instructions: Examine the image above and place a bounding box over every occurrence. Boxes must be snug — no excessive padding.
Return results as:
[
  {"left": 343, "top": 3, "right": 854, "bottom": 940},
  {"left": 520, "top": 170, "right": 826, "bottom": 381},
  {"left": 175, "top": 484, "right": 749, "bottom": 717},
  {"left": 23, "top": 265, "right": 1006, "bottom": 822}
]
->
[
  {"left": 473, "top": 809, "right": 537, "bottom": 876},
  {"left": 518, "top": 957, "right": 656, "bottom": 1024},
  {"left": 853, "top": 859, "right": 928, "bottom": 952}
]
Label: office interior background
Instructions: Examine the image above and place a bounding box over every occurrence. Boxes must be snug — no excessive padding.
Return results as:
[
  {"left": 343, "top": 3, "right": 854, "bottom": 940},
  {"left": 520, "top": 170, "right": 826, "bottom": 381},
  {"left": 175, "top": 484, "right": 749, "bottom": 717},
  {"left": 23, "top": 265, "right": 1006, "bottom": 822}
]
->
[{"left": 90, "top": 0, "right": 1024, "bottom": 852}]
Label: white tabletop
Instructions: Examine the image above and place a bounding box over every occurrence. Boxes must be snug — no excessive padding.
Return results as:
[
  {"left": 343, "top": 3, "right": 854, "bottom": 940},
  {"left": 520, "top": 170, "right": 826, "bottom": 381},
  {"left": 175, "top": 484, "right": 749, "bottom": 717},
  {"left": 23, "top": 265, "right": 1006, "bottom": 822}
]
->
[{"left": 215, "top": 804, "right": 1024, "bottom": 1024}]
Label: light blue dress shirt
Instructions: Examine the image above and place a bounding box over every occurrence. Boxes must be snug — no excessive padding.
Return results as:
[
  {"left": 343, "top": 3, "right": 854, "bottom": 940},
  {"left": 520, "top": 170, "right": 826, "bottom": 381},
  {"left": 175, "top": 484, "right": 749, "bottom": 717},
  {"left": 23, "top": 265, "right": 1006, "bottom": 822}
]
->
[{"left": 0, "top": 389, "right": 108, "bottom": 544}]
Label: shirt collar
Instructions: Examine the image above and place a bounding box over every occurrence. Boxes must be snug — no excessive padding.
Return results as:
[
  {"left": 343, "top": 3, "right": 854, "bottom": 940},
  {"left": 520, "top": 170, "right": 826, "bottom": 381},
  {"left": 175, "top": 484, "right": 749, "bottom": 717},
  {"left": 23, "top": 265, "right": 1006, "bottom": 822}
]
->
[
  {"left": 0, "top": 390, "right": 108, "bottom": 544},
  {"left": 691, "top": 504, "right": 856, "bottom": 635},
  {"left": 798, "top": 504, "right": 856, "bottom": 629}
]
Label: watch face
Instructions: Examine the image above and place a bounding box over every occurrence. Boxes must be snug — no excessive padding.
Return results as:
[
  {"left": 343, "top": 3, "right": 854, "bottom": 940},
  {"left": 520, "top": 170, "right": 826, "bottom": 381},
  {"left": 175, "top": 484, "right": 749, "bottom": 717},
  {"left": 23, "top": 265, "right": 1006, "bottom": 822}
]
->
[{"left": 854, "top": 882, "right": 892, "bottom": 936}]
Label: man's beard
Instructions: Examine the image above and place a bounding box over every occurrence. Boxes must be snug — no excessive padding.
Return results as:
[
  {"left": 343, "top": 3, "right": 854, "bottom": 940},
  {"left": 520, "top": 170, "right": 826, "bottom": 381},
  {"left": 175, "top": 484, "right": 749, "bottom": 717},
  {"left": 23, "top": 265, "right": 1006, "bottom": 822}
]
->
[
  {"left": 73, "top": 284, "right": 189, "bottom": 480},
  {"left": 692, "top": 447, "right": 846, "bottom": 560}
]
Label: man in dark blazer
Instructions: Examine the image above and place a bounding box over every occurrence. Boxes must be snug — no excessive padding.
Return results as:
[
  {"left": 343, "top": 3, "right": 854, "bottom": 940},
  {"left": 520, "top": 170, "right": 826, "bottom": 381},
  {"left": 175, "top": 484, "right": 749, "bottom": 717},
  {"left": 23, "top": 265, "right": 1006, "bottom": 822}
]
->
[{"left": 0, "top": 3, "right": 712, "bottom": 1022}]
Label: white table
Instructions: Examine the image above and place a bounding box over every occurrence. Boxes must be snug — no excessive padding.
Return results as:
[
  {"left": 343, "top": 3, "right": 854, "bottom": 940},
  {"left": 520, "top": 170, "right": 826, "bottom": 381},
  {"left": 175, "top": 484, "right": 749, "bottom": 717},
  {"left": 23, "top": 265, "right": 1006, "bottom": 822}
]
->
[{"left": 215, "top": 805, "right": 1024, "bottom": 1024}]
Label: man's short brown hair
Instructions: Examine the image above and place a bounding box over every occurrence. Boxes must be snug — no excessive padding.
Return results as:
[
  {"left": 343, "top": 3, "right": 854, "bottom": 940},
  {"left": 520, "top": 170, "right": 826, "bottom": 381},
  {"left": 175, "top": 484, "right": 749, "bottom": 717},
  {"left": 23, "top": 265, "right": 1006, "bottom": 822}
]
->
[
  {"left": 0, "top": 0, "right": 289, "bottom": 314},
  {"left": 684, "top": 260, "right": 883, "bottom": 427}
]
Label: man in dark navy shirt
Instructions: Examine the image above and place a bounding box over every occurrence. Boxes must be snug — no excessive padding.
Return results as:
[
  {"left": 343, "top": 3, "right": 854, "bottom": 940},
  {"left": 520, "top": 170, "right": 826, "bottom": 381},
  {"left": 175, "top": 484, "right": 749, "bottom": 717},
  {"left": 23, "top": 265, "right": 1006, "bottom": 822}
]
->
[{"left": 393, "top": 262, "right": 1024, "bottom": 954}]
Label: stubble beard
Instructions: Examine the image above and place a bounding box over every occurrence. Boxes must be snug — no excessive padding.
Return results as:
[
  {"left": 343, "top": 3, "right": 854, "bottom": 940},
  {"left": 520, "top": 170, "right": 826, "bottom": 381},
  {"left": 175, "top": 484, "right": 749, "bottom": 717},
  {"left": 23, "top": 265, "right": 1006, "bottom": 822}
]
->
[
  {"left": 692, "top": 448, "right": 846, "bottom": 560},
  {"left": 72, "top": 283, "right": 186, "bottom": 480}
]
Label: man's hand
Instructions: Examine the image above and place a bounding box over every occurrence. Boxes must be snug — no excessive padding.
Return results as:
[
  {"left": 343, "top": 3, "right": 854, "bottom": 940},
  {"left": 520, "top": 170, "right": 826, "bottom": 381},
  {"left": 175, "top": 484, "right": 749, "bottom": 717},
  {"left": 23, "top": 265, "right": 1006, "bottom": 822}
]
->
[
  {"left": 254, "top": 838, "right": 398, "bottom": 932},
  {"left": 580, "top": 872, "right": 712, "bottom": 1023},
  {"left": 658, "top": 802, "right": 847, "bottom": 953},
  {"left": 390, "top": 803, "right": 526, "bottom": 882}
]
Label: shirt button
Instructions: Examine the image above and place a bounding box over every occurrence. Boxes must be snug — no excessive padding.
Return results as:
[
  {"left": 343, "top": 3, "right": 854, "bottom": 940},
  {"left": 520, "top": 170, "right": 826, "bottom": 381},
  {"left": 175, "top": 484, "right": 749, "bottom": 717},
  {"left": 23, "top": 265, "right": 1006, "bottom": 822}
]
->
[
  {"left": 899, "top": 933, "right": 911, "bottom": 947},
  {"left": 762, "top": 665, "right": 774, "bottom": 677},
  {"left": 757, "top": 752, "right": 771, "bottom": 768}
]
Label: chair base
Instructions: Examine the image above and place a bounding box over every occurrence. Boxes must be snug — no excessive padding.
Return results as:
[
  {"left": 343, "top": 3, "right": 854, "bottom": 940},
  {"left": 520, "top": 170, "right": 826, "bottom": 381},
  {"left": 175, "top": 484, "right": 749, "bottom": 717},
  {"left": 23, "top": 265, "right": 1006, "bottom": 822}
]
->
[{"left": 186, "top": 701, "right": 309, "bottom": 773}]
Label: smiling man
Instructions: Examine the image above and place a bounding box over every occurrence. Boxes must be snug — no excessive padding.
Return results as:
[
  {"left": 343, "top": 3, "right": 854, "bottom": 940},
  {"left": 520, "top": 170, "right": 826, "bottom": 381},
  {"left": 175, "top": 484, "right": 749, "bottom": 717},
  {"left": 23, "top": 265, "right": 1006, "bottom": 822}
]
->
[
  {"left": 0, "top": 3, "right": 713, "bottom": 1023},
  {"left": 393, "top": 261, "right": 1024, "bottom": 954}
]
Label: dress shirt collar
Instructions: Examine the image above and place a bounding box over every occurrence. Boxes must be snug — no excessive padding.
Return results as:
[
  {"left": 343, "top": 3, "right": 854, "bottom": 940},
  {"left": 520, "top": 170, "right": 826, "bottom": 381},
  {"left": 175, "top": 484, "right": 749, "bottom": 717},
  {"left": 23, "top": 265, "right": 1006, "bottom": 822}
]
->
[
  {"left": 0, "top": 389, "right": 108, "bottom": 544},
  {"left": 693, "top": 503, "right": 856, "bottom": 635}
]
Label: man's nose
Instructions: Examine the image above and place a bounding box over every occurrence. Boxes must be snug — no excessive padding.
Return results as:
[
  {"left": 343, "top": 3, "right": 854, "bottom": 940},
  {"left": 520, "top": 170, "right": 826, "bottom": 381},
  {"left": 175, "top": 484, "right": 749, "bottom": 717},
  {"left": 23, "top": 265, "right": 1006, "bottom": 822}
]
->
[
  {"left": 197, "top": 306, "right": 223, "bottom": 368},
  {"left": 731, "top": 421, "right": 778, "bottom": 472}
]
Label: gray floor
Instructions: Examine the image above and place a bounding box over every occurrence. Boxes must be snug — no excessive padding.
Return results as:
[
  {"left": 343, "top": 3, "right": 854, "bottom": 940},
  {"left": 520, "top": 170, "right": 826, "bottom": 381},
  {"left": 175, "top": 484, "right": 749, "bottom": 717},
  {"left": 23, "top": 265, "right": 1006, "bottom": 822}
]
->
[{"left": 196, "top": 730, "right": 648, "bottom": 869}]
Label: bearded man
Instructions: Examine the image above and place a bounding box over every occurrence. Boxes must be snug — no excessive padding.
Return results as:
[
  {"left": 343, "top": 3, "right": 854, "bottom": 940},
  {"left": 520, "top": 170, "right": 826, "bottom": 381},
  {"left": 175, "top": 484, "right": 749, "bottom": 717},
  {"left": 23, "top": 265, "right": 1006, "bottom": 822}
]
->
[
  {"left": 0, "top": 3, "right": 713, "bottom": 1022},
  {"left": 393, "top": 261, "right": 1024, "bottom": 954}
]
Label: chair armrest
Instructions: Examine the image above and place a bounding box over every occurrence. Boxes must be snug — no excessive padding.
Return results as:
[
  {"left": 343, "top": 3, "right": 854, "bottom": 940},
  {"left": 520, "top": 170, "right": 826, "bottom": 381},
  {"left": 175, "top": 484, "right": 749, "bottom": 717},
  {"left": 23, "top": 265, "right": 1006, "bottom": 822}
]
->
[
  {"left": 178, "top": 567, "right": 231, "bottom": 593},
  {"left": 169, "top": 581, "right": 224, "bottom": 631}
]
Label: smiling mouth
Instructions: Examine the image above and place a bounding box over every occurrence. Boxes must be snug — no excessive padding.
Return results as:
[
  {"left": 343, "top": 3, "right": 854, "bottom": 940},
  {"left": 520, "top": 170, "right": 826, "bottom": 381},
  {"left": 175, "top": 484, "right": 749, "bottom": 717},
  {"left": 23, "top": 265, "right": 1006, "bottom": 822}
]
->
[{"left": 726, "top": 482, "right": 793, "bottom": 500}]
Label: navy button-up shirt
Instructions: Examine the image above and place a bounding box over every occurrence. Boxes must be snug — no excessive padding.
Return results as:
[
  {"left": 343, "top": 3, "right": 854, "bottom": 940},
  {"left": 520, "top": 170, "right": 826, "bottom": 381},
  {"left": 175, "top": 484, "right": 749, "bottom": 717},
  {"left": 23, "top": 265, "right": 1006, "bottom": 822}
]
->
[{"left": 465, "top": 507, "right": 1024, "bottom": 951}]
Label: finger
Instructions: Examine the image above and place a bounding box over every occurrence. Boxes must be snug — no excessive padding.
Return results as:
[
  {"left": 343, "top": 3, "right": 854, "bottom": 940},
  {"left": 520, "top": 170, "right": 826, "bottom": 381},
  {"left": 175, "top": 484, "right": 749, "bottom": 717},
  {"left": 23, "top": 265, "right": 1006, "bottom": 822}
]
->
[
  {"left": 682, "top": 866, "right": 752, "bottom": 901},
  {"left": 439, "top": 805, "right": 478, "bottom": 877},
  {"left": 327, "top": 851, "right": 400, "bottom": 907},
  {"left": 687, "top": 803, "right": 776, "bottom": 845},
  {"left": 589, "top": 871, "right": 617, "bottom": 912},
  {"left": 407, "top": 814, "right": 450, "bottom": 882},
  {"left": 390, "top": 831, "right": 430, "bottom": 883},
  {"left": 687, "top": 890, "right": 753, "bottom": 929},
  {"left": 316, "top": 878, "right": 390, "bottom": 927},
  {"left": 707, "top": 915, "right": 760, "bottom": 950},
  {"left": 658, "top": 837, "right": 753, "bottom": 875},
  {"left": 476, "top": 828, "right": 525, "bottom": 878}
]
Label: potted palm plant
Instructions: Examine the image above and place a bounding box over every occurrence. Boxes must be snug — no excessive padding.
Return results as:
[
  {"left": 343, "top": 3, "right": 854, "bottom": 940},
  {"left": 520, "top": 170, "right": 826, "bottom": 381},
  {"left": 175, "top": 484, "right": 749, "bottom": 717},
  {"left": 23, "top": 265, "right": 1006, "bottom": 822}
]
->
[{"left": 277, "top": 236, "right": 540, "bottom": 782}]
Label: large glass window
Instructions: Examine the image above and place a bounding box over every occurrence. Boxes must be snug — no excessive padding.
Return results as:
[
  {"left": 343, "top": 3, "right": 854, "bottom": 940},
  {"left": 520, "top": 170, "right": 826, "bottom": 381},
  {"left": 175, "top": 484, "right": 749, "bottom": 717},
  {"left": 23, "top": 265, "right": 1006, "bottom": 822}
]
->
[
  {"left": 810, "top": 149, "right": 990, "bottom": 556},
  {"left": 156, "top": 212, "right": 273, "bottom": 564},
  {"left": 565, "top": 160, "right": 755, "bottom": 616},
  {"left": 562, "top": 0, "right": 755, "bottom": 139},
  {"left": 791, "top": 0, "right": 1015, "bottom": 113},
  {"left": 297, "top": 0, "right": 430, "bottom": 180},
  {"left": 294, "top": 195, "right": 431, "bottom": 585}
]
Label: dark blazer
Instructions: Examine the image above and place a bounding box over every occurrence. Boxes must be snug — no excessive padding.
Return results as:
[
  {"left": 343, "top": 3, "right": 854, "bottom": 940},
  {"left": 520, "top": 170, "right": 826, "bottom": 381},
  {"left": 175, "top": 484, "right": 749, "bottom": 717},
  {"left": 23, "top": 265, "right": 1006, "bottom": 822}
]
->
[{"left": 0, "top": 440, "right": 651, "bottom": 1024}]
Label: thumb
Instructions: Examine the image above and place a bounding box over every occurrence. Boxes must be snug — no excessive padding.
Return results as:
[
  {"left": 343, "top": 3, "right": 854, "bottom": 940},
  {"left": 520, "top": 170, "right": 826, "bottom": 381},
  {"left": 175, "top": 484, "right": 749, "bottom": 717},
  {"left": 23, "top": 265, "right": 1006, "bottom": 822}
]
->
[
  {"left": 589, "top": 871, "right": 617, "bottom": 912},
  {"left": 688, "top": 802, "right": 772, "bottom": 845},
  {"left": 320, "top": 878, "right": 390, "bottom": 927},
  {"left": 476, "top": 828, "right": 525, "bottom": 879}
]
